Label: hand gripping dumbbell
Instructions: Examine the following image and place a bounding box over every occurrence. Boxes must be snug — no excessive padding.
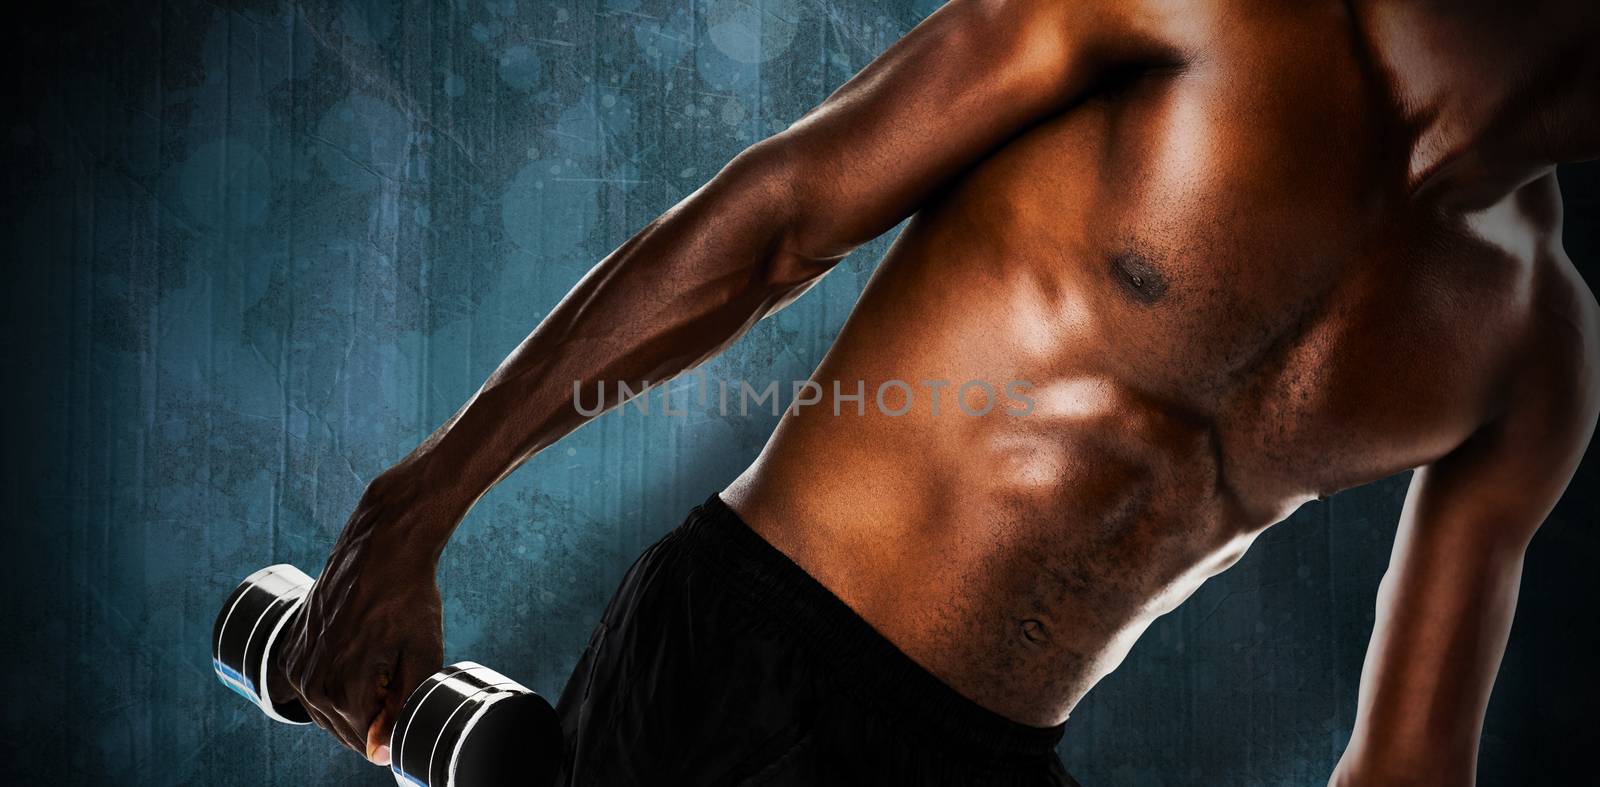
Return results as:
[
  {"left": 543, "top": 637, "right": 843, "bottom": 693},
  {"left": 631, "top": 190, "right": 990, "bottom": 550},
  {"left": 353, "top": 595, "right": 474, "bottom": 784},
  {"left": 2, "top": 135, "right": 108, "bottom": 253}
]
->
[{"left": 212, "top": 565, "right": 563, "bottom": 787}]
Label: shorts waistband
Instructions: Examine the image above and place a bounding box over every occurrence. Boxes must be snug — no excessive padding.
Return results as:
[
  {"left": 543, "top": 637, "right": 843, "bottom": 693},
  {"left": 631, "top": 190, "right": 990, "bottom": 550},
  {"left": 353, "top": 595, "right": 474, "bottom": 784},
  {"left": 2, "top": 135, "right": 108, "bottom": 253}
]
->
[{"left": 677, "top": 493, "right": 1067, "bottom": 758}]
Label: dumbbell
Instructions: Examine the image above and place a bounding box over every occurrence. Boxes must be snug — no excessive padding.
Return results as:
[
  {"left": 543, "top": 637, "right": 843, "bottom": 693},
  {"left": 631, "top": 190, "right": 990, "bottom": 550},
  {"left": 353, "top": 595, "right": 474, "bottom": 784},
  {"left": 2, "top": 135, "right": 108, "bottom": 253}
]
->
[{"left": 212, "top": 565, "right": 563, "bottom": 787}]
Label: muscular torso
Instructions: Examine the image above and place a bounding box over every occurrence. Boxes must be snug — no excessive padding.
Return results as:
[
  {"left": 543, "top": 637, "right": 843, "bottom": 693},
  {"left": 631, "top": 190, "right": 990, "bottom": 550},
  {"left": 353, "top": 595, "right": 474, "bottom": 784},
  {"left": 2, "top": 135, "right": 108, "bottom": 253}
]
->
[{"left": 721, "top": 2, "right": 1567, "bottom": 726}]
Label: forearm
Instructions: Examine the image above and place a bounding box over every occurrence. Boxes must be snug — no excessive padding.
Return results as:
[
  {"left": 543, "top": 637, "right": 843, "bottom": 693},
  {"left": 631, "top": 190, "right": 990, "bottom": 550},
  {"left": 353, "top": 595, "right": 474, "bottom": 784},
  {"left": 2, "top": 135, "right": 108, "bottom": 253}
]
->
[
  {"left": 1331, "top": 468, "right": 1535, "bottom": 786},
  {"left": 1329, "top": 573, "right": 1512, "bottom": 787},
  {"left": 389, "top": 142, "right": 813, "bottom": 554}
]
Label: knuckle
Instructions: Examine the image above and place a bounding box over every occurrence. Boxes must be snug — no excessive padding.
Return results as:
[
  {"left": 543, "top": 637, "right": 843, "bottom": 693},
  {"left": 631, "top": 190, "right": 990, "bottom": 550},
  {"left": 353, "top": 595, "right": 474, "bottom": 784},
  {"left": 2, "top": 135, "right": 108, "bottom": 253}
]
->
[{"left": 301, "top": 677, "right": 330, "bottom": 706}]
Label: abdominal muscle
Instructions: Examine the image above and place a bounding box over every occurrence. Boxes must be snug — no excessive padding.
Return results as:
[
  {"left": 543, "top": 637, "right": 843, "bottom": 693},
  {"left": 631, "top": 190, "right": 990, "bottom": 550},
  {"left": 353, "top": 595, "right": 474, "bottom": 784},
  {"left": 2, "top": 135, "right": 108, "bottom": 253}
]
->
[{"left": 720, "top": 232, "right": 1266, "bottom": 726}]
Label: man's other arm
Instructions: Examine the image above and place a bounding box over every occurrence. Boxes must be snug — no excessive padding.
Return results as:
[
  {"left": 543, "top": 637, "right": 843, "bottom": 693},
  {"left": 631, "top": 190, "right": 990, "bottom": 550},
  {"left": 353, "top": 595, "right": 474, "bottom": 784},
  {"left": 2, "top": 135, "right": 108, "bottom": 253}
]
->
[{"left": 1330, "top": 269, "right": 1600, "bottom": 786}]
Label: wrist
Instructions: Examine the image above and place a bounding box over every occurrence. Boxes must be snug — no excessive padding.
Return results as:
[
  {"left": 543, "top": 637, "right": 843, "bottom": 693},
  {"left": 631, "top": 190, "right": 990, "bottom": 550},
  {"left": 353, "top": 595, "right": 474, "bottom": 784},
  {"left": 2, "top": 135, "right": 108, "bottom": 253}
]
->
[
  {"left": 403, "top": 447, "right": 480, "bottom": 517},
  {"left": 1330, "top": 749, "right": 1476, "bottom": 787},
  {"left": 360, "top": 456, "right": 471, "bottom": 566}
]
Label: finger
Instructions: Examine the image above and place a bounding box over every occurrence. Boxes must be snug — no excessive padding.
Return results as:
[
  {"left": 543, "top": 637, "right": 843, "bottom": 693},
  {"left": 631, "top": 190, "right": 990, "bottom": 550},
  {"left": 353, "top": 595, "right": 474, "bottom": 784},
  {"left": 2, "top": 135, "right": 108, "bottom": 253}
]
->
[
  {"left": 366, "top": 709, "right": 391, "bottom": 765},
  {"left": 374, "top": 633, "right": 444, "bottom": 755},
  {"left": 305, "top": 703, "right": 364, "bottom": 754},
  {"left": 367, "top": 649, "right": 415, "bottom": 765},
  {"left": 288, "top": 646, "right": 367, "bottom": 754},
  {"left": 303, "top": 703, "right": 332, "bottom": 733},
  {"left": 292, "top": 676, "right": 355, "bottom": 752},
  {"left": 324, "top": 709, "right": 366, "bottom": 754},
  {"left": 366, "top": 658, "right": 405, "bottom": 765},
  {"left": 334, "top": 653, "right": 398, "bottom": 764},
  {"left": 362, "top": 658, "right": 391, "bottom": 764},
  {"left": 322, "top": 680, "right": 378, "bottom": 756},
  {"left": 311, "top": 678, "right": 370, "bottom": 755}
]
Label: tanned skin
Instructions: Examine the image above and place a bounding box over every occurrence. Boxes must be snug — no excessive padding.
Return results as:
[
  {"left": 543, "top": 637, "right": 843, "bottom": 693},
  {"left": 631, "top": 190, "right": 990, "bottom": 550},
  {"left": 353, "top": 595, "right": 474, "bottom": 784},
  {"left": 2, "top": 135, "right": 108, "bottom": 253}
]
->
[{"left": 276, "top": 0, "right": 1600, "bottom": 783}]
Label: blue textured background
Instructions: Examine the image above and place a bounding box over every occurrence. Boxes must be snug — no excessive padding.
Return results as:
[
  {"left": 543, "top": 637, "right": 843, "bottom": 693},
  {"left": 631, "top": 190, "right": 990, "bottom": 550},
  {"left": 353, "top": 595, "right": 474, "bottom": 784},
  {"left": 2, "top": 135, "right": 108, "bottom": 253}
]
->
[{"left": 2, "top": 1, "right": 1596, "bottom": 784}]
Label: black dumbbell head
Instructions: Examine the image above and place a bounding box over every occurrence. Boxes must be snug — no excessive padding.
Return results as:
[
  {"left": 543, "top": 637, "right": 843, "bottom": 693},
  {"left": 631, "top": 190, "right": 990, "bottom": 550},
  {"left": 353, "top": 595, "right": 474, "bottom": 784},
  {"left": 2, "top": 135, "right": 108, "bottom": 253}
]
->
[
  {"left": 215, "top": 568, "right": 562, "bottom": 785},
  {"left": 390, "top": 662, "right": 562, "bottom": 787},
  {"left": 212, "top": 565, "right": 315, "bottom": 725}
]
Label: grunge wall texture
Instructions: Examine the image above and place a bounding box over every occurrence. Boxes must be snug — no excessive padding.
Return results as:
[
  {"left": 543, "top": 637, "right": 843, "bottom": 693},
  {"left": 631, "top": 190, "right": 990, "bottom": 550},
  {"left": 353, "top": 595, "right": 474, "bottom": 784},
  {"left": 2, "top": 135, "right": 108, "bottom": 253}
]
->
[{"left": 1, "top": 1, "right": 1595, "bottom": 784}]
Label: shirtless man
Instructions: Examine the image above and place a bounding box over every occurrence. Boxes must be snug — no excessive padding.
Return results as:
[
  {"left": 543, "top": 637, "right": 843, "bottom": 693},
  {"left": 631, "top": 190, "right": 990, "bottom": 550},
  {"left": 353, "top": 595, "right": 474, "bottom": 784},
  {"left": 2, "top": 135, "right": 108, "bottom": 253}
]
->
[{"left": 275, "top": 0, "right": 1600, "bottom": 784}]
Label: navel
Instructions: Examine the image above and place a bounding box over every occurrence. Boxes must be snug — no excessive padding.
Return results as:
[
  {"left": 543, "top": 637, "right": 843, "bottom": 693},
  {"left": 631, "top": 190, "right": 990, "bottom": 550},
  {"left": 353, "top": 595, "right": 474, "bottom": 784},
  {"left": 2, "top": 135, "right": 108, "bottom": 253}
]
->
[
  {"left": 1109, "top": 251, "right": 1169, "bottom": 305},
  {"left": 1020, "top": 618, "right": 1050, "bottom": 645}
]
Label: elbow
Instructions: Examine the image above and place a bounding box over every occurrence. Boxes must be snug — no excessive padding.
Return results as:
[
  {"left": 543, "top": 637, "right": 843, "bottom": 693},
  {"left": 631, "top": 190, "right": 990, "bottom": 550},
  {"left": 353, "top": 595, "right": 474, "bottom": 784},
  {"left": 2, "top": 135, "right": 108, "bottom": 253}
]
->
[
  {"left": 653, "top": 129, "right": 845, "bottom": 320},
  {"left": 712, "top": 135, "right": 848, "bottom": 297}
]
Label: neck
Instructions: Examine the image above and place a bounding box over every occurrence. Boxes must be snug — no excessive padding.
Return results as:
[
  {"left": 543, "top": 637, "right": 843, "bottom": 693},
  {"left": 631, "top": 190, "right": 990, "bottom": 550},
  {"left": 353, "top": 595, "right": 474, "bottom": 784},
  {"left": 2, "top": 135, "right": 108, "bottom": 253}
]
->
[{"left": 1356, "top": 0, "right": 1600, "bottom": 205}]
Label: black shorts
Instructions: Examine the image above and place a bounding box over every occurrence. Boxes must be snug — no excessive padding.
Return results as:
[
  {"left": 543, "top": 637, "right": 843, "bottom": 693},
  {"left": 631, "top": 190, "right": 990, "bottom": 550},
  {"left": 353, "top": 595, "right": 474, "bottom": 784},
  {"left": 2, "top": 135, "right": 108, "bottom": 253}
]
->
[{"left": 553, "top": 494, "right": 1080, "bottom": 786}]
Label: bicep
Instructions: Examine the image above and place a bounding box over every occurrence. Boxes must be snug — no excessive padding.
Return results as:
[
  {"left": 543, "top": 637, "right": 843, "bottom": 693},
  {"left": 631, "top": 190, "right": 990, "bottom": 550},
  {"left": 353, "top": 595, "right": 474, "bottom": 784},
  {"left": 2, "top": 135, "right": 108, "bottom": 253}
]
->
[
  {"left": 1350, "top": 459, "right": 1536, "bottom": 771},
  {"left": 1343, "top": 451, "right": 1564, "bottom": 781},
  {"left": 754, "top": 0, "right": 1156, "bottom": 266}
]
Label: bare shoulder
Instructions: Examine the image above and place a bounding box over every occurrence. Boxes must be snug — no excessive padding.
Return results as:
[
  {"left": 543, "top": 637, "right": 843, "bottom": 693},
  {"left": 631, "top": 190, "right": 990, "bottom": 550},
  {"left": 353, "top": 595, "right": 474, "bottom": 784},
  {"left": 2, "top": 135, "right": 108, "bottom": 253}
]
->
[
  {"left": 1485, "top": 172, "right": 1599, "bottom": 427},
  {"left": 1521, "top": 242, "right": 1600, "bottom": 425},
  {"left": 1404, "top": 232, "right": 1597, "bottom": 539},
  {"left": 1414, "top": 176, "right": 1600, "bottom": 531},
  {"left": 1488, "top": 218, "right": 1600, "bottom": 492}
]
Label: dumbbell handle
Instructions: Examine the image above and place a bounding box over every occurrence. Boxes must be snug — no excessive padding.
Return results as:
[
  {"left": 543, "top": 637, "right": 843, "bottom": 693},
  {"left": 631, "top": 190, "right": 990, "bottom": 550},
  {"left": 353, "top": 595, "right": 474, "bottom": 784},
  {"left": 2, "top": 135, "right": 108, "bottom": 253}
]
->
[{"left": 213, "top": 565, "right": 562, "bottom": 787}]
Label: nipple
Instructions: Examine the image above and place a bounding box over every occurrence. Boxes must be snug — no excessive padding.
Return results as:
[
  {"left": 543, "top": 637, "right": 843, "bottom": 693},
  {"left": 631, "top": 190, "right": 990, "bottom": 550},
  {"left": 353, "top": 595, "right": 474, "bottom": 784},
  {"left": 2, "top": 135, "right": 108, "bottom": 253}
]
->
[{"left": 1109, "top": 251, "right": 1169, "bottom": 305}]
